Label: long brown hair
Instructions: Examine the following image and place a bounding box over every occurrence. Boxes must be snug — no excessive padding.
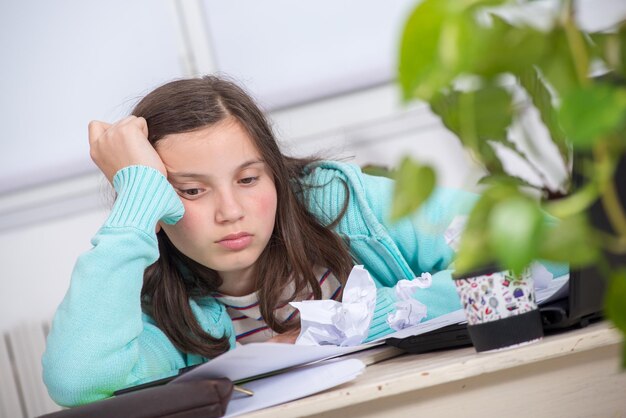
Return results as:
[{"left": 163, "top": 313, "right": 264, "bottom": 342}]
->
[{"left": 133, "top": 75, "right": 353, "bottom": 358}]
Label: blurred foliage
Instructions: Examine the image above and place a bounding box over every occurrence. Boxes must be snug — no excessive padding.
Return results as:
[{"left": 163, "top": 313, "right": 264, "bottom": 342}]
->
[
  {"left": 391, "top": 157, "right": 436, "bottom": 221},
  {"left": 394, "top": 0, "right": 626, "bottom": 363}
]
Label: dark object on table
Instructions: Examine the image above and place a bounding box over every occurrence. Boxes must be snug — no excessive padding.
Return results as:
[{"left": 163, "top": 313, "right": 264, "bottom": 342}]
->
[{"left": 37, "top": 377, "right": 233, "bottom": 418}]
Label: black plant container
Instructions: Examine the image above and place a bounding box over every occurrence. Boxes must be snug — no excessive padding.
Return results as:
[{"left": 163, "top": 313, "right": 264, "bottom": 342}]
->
[{"left": 542, "top": 153, "right": 625, "bottom": 330}]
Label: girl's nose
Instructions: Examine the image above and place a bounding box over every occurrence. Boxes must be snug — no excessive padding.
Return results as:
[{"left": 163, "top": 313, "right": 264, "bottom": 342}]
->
[{"left": 215, "top": 189, "right": 244, "bottom": 223}]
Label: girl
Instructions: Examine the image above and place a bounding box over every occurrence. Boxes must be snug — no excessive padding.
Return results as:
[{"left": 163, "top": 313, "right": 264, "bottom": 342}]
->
[{"left": 42, "top": 75, "right": 478, "bottom": 406}]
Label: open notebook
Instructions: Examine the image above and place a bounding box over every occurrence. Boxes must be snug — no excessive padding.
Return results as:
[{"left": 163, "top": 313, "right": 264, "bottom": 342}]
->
[{"left": 385, "top": 272, "right": 586, "bottom": 354}]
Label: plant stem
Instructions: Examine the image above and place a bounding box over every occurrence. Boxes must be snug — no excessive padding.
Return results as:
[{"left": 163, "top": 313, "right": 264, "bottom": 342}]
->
[
  {"left": 545, "top": 182, "right": 598, "bottom": 218},
  {"left": 597, "top": 230, "right": 626, "bottom": 255},
  {"left": 595, "top": 144, "right": 626, "bottom": 237},
  {"left": 562, "top": 0, "right": 590, "bottom": 86},
  {"left": 459, "top": 91, "right": 478, "bottom": 152},
  {"left": 601, "top": 179, "right": 626, "bottom": 237}
]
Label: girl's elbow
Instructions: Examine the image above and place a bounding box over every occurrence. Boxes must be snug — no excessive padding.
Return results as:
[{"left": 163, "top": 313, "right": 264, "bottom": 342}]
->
[
  {"left": 43, "top": 368, "right": 109, "bottom": 407},
  {"left": 42, "top": 353, "right": 115, "bottom": 407}
]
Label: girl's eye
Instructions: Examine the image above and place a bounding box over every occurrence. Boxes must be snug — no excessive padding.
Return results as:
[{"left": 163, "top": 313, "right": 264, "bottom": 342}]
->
[
  {"left": 180, "top": 188, "right": 202, "bottom": 196},
  {"left": 239, "top": 176, "right": 259, "bottom": 185}
]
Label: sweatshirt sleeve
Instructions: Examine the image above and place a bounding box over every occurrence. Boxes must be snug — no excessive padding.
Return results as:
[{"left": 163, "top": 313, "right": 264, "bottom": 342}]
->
[
  {"left": 359, "top": 172, "right": 478, "bottom": 274},
  {"left": 42, "top": 166, "right": 233, "bottom": 407},
  {"left": 365, "top": 269, "right": 462, "bottom": 341}
]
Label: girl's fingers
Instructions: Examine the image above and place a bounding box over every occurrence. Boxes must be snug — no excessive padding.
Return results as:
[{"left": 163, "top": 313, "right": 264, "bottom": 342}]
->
[
  {"left": 87, "top": 116, "right": 166, "bottom": 183},
  {"left": 88, "top": 120, "right": 111, "bottom": 144},
  {"left": 137, "top": 117, "right": 149, "bottom": 139}
]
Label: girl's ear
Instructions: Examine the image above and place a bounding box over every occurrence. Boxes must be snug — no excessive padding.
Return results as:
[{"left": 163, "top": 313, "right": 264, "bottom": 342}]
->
[{"left": 156, "top": 222, "right": 162, "bottom": 234}]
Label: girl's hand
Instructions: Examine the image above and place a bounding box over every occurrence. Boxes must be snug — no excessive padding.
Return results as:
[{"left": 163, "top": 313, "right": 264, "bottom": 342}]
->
[{"left": 88, "top": 116, "right": 167, "bottom": 183}]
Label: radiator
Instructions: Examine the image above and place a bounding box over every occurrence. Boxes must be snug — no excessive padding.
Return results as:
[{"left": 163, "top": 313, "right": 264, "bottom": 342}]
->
[{"left": 0, "top": 321, "right": 61, "bottom": 418}]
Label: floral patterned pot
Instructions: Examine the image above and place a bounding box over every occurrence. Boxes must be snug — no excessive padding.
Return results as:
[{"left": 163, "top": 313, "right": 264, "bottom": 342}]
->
[{"left": 454, "top": 266, "right": 543, "bottom": 352}]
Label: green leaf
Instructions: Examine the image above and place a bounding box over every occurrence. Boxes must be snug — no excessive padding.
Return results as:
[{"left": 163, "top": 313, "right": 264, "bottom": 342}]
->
[
  {"left": 391, "top": 157, "right": 437, "bottom": 221},
  {"left": 472, "top": 85, "right": 514, "bottom": 140},
  {"left": 462, "top": 0, "right": 508, "bottom": 7},
  {"left": 559, "top": 84, "right": 626, "bottom": 148},
  {"left": 468, "top": 14, "right": 550, "bottom": 78},
  {"left": 518, "top": 66, "right": 570, "bottom": 167},
  {"left": 398, "top": 0, "right": 508, "bottom": 101},
  {"left": 361, "top": 164, "right": 394, "bottom": 179},
  {"left": 453, "top": 183, "right": 518, "bottom": 274},
  {"left": 430, "top": 86, "right": 513, "bottom": 144},
  {"left": 398, "top": 0, "right": 453, "bottom": 101},
  {"left": 537, "top": 28, "right": 583, "bottom": 97},
  {"left": 537, "top": 213, "right": 601, "bottom": 267},
  {"left": 489, "top": 196, "right": 544, "bottom": 273},
  {"left": 478, "top": 142, "right": 507, "bottom": 175},
  {"left": 590, "top": 23, "right": 626, "bottom": 77},
  {"left": 454, "top": 228, "right": 494, "bottom": 275},
  {"left": 478, "top": 173, "right": 541, "bottom": 190},
  {"left": 430, "top": 90, "right": 462, "bottom": 135},
  {"left": 430, "top": 85, "right": 512, "bottom": 174}
]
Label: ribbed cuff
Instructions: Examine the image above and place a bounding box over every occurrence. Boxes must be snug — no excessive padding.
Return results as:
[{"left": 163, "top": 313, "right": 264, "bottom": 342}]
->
[
  {"left": 366, "top": 287, "right": 398, "bottom": 341},
  {"left": 105, "top": 166, "right": 184, "bottom": 235}
]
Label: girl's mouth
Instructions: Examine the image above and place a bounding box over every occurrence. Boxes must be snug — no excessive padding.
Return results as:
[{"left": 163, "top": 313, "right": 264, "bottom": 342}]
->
[{"left": 217, "top": 233, "right": 253, "bottom": 251}]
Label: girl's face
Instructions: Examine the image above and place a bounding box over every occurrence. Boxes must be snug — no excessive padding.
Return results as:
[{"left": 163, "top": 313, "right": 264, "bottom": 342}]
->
[{"left": 156, "top": 118, "right": 278, "bottom": 294}]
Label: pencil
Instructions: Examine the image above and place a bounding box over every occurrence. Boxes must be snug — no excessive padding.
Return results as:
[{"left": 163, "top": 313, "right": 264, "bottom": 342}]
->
[{"left": 234, "top": 385, "right": 254, "bottom": 396}]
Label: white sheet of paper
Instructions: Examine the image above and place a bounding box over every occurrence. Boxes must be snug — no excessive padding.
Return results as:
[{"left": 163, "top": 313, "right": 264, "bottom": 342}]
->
[
  {"left": 291, "top": 265, "right": 377, "bottom": 346},
  {"left": 536, "top": 274, "right": 569, "bottom": 304},
  {"left": 531, "top": 262, "right": 553, "bottom": 290},
  {"left": 173, "top": 313, "right": 460, "bottom": 387},
  {"left": 372, "top": 310, "right": 467, "bottom": 341},
  {"left": 223, "top": 359, "right": 365, "bottom": 417},
  {"left": 173, "top": 274, "right": 570, "bottom": 387},
  {"left": 172, "top": 342, "right": 377, "bottom": 384}
]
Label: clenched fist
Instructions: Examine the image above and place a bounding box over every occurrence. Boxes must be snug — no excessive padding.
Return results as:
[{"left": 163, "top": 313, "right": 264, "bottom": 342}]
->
[{"left": 88, "top": 116, "right": 167, "bottom": 183}]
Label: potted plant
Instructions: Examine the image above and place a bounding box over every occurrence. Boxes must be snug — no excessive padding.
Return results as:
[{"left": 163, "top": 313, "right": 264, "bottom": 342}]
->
[{"left": 391, "top": 0, "right": 626, "bottom": 357}]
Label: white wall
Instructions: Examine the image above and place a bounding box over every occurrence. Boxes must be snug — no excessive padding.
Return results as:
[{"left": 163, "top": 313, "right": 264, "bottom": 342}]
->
[
  {"left": 0, "top": 0, "right": 185, "bottom": 194},
  {"left": 0, "top": 210, "right": 108, "bottom": 328},
  {"left": 0, "top": 0, "right": 184, "bottom": 333}
]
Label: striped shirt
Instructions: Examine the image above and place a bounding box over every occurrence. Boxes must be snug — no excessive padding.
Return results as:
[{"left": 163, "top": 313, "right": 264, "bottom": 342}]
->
[{"left": 212, "top": 266, "right": 343, "bottom": 344}]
